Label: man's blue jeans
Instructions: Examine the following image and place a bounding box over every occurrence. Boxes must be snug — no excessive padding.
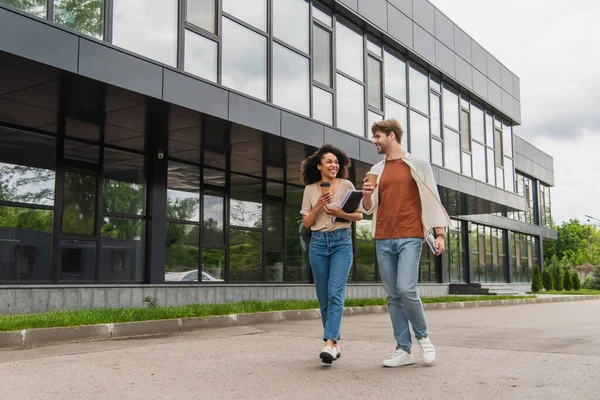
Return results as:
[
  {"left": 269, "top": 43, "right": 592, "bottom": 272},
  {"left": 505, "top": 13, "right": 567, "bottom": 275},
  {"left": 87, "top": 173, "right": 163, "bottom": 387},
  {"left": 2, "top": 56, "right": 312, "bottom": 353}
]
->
[
  {"left": 376, "top": 237, "right": 428, "bottom": 352},
  {"left": 309, "top": 228, "right": 353, "bottom": 342}
]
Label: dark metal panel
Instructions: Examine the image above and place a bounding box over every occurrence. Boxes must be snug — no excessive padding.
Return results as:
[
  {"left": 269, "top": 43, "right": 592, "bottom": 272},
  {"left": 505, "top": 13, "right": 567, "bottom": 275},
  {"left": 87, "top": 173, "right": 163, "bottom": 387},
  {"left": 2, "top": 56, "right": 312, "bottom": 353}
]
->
[
  {"left": 281, "top": 112, "right": 324, "bottom": 148},
  {"left": 454, "top": 26, "right": 471, "bottom": 64},
  {"left": 471, "top": 40, "right": 487, "bottom": 74},
  {"left": 337, "top": 0, "right": 358, "bottom": 12},
  {"left": 359, "top": 138, "right": 381, "bottom": 164},
  {"left": 486, "top": 53, "right": 501, "bottom": 85},
  {"left": 78, "top": 39, "right": 163, "bottom": 99},
  {"left": 228, "top": 93, "right": 281, "bottom": 136},
  {"left": 324, "top": 127, "right": 360, "bottom": 159},
  {"left": 435, "top": 40, "right": 454, "bottom": 78},
  {"left": 388, "top": 0, "right": 412, "bottom": 17},
  {"left": 412, "top": 0, "right": 434, "bottom": 34},
  {"left": 455, "top": 55, "right": 472, "bottom": 89},
  {"left": 413, "top": 24, "right": 435, "bottom": 64},
  {"left": 163, "top": 69, "right": 229, "bottom": 120},
  {"left": 358, "top": 0, "right": 387, "bottom": 31},
  {"left": 0, "top": 7, "right": 78, "bottom": 73},
  {"left": 433, "top": 9, "right": 454, "bottom": 50},
  {"left": 500, "top": 65, "right": 513, "bottom": 95},
  {"left": 487, "top": 78, "right": 502, "bottom": 109},
  {"left": 472, "top": 67, "right": 488, "bottom": 100},
  {"left": 387, "top": 4, "right": 413, "bottom": 49}
]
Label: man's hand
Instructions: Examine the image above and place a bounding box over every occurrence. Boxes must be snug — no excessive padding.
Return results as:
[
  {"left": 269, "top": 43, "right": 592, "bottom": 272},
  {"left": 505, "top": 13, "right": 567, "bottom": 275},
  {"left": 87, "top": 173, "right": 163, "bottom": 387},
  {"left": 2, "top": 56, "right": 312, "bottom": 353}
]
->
[
  {"left": 434, "top": 235, "right": 445, "bottom": 256},
  {"left": 362, "top": 176, "right": 376, "bottom": 211}
]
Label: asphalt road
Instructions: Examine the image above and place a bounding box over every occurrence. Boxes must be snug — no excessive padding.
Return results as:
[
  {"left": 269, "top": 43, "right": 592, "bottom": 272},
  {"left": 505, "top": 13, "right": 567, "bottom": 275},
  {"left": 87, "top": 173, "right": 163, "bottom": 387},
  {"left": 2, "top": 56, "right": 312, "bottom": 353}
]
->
[{"left": 1, "top": 300, "right": 599, "bottom": 400}]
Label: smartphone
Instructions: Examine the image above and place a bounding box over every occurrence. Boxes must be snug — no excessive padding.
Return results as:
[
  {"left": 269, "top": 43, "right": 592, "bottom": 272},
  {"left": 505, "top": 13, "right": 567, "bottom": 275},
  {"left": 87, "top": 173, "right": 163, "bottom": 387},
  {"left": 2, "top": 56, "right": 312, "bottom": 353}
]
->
[{"left": 425, "top": 234, "right": 439, "bottom": 254}]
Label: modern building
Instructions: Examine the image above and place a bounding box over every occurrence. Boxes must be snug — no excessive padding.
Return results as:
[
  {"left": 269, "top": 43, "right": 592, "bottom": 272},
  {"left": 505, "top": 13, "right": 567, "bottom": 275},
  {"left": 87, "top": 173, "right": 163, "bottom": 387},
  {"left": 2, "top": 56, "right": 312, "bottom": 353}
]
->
[{"left": 0, "top": 0, "right": 556, "bottom": 313}]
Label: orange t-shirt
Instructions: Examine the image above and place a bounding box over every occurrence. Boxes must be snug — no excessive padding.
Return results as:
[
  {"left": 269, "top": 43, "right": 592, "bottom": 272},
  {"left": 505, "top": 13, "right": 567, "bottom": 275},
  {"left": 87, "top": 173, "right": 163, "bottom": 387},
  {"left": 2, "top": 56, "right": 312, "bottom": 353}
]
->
[{"left": 375, "top": 158, "right": 424, "bottom": 239}]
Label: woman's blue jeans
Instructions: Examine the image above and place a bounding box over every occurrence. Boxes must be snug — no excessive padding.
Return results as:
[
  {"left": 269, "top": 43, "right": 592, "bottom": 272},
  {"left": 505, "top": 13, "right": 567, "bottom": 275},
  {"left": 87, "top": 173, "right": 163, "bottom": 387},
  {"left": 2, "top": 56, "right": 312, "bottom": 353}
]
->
[{"left": 309, "top": 228, "right": 353, "bottom": 342}]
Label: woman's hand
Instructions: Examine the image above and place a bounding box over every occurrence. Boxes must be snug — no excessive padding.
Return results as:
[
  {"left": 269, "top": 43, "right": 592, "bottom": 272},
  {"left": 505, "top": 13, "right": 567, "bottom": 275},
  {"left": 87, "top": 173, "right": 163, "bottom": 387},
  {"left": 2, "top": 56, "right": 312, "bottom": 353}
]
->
[
  {"left": 323, "top": 204, "right": 344, "bottom": 218},
  {"left": 318, "top": 192, "right": 333, "bottom": 209}
]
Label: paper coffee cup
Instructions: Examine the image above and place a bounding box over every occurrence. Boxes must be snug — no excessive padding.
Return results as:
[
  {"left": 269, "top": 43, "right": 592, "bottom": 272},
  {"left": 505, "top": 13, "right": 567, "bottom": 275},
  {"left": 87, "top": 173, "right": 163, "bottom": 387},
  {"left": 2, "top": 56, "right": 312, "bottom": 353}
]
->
[
  {"left": 320, "top": 182, "right": 331, "bottom": 194},
  {"left": 365, "top": 173, "right": 378, "bottom": 186}
]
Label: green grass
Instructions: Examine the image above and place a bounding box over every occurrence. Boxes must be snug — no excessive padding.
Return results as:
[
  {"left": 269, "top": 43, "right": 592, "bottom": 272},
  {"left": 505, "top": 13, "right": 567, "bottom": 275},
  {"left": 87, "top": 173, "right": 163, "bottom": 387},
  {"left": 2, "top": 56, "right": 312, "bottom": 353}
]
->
[
  {"left": 542, "top": 289, "right": 600, "bottom": 295},
  {"left": 0, "top": 295, "right": 534, "bottom": 332}
]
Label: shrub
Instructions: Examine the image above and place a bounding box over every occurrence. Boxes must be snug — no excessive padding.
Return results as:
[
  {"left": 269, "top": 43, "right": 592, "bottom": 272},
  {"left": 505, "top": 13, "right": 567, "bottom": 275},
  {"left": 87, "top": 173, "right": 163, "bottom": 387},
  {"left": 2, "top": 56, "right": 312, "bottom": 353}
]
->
[
  {"left": 591, "top": 266, "right": 600, "bottom": 290},
  {"left": 542, "top": 268, "right": 554, "bottom": 291},
  {"left": 531, "top": 265, "right": 542, "bottom": 293},
  {"left": 572, "top": 272, "right": 581, "bottom": 291},
  {"left": 583, "top": 276, "right": 593, "bottom": 289},
  {"left": 554, "top": 265, "right": 564, "bottom": 291},
  {"left": 563, "top": 270, "right": 573, "bottom": 291}
]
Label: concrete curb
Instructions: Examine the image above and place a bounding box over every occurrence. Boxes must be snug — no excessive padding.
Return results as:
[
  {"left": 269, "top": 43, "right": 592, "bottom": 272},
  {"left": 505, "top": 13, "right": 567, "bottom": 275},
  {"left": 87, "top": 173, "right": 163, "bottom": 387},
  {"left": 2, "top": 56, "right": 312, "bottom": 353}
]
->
[{"left": 1, "top": 295, "right": 598, "bottom": 349}]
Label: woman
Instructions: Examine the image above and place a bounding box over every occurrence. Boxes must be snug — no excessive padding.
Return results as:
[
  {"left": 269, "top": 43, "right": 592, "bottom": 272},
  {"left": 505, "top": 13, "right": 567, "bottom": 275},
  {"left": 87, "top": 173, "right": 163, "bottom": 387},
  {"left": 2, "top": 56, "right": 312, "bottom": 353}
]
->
[{"left": 300, "top": 144, "right": 362, "bottom": 364}]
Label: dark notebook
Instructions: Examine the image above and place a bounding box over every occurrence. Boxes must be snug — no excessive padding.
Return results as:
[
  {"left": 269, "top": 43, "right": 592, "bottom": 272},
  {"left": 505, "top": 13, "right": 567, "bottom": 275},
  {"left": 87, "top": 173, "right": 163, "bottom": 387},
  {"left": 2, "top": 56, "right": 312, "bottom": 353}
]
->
[{"left": 332, "top": 189, "right": 364, "bottom": 223}]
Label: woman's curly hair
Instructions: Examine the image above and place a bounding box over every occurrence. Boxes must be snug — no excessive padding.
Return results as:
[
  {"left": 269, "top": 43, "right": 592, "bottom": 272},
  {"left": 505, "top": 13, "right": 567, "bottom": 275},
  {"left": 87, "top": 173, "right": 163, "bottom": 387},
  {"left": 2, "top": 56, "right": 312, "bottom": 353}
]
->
[{"left": 300, "top": 144, "right": 351, "bottom": 185}]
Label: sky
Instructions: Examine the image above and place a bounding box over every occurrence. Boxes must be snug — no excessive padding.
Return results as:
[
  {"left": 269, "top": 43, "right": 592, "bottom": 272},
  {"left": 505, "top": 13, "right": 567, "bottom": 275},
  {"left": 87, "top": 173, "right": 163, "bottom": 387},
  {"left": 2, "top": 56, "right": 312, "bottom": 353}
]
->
[{"left": 430, "top": 0, "right": 600, "bottom": 226}]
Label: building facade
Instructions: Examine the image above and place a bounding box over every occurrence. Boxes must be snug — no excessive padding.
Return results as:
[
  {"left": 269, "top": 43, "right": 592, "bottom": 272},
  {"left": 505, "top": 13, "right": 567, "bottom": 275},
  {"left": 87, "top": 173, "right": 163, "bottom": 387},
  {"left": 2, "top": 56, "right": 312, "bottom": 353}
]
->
[{"left": 0, "top": 0, "right": 556, "bottom": 310}]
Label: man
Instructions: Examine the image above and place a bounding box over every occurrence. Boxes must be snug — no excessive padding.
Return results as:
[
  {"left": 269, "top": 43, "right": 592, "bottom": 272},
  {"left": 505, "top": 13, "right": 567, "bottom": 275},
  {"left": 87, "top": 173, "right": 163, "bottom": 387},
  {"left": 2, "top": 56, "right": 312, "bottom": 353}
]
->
[{"left": 360, "top": 119, "right": 451, "bottom": 367}]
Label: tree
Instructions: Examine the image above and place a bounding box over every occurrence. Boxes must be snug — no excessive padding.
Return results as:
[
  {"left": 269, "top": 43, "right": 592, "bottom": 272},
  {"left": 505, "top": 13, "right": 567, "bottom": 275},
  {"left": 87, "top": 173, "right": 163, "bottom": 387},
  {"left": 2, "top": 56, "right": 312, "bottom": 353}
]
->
[
  {"left": 590, "top": 266, "right": 600, "bottom": 290},
  {"left": 531, "top": 265, "right": 542, "bottom": 293},
  {"left": 563, "top": 270, "right": 573, "bottom": 291},
  {"left": 542, "top": 268, "right": 554, "bottom": 291},
  {"left": 553, "top": 262, "right": 564, "bottom": 291},
  {"left": 572, "top": 271, "right": 581, "bottom": 291}
]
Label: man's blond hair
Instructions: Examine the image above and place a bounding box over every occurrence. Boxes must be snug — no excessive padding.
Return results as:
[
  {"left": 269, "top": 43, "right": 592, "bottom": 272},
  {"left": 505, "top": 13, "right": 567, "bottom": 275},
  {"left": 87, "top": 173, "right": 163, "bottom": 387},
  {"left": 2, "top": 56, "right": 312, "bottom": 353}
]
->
[{"left": 371, "top": 119, "right": 404, "bottom": 144}]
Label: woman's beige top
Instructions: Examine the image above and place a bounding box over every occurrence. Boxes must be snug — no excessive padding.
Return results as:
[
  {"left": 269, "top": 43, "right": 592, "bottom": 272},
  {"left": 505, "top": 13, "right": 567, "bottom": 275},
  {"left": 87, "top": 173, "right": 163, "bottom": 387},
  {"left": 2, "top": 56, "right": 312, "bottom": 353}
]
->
[{"left": 301, "top": 179, "right": 356, "bottom": 232}]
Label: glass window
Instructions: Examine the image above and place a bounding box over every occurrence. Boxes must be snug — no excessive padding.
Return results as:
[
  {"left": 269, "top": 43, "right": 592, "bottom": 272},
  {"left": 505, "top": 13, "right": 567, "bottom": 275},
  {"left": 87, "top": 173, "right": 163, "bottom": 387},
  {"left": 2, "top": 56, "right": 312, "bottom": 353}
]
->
[
  {"left": 336, "top": 74, "right": 365, "bottom": 137},
  {"left": 100, "top": 217, "right": 144, "bottom": 282},
  {"left": 443, "top": 87, "right": 459, "bottom": 130},
  {"left": 222, "top": 17, "right": 267, "bottom": 100},
  {"left": 471, "top": 104, "right": 485, "bottom": 143},
  {"left": 430, "top": 93, "right": 441, "bottom": 137},
  {"left": 431, "top": 139, "right": 443, "bottom": 166},
  {"left": 367, "top": 38, "right": 382, "bottom": 56},
  {"left": 186, "top": 0, "right": 217, "bottom": 34},
  {"left": 486, "top": 148, "right": 495, "bottom": 185},
  {"left": 113, "top": 0, "right": 178, "bottom": 66},
  {"left": 356, "top": 240, "right": 376, "bottom": 282},
  {"left": 385, "top": 99, "right": 408, "bottom": 146},
  {"left": 103, "top": 149, "right": 145, "bottom": 215},
  {"left": 312, "top": 3, "right": 332, "bottom": 26},
  {"left": 165, "top": 222, "right": 199, "bottom": 281},
  {"left": 384, "top": 51, "right": 406, "bottom": 103},
  {"left": 230, "top": 174, "right": 262, "bottom": 228},
  {"left": 184, "top": 30, "right": 218, "bottom": 83},
  {"left": 266, "top": 199, "right": 284, "bottom": 250},
  {"left": 313, "top": 25, "right": 332, "bottom": 87},
  {"left": 462, "top": 152, "right": 472, "bottom": 177},
  {"left": 0, "top": 162, "right": 55, "bottom": 206},
  {"left": 367, "top": 56, "right": 382, "bottom": 109},
  {"left": 409, "top": 66, "right": 428, "bottom": 114},
  {"left": 335, "top": 21, "right": 363, "bottom": 81},
  {"left": 368, "top": 111, "right": 383, "bottom": 132},
  {"left": 430, "top": 76, "right": 441, "bottom": 92},
  {"left": 444, "top": 128, "right": 460, "bottom": 172},
  {"left": 274, "top": 0, "right": 309, "bottom": 53},
  {"left": 203, "top": 191, "right": 224, "bottom": 245},
  {"left": 496, "top": 167, "right": 504, "bottom": 189},
  {"left": 60, "top": 239, "right": 96, "bottom": 280},
  {"left": 202, "top": 248, "right": 225, "bottom": 281},
  {"left": 409, "top": 111, "right": 430, "bottom": 162},
  {"left": 63, "top": 170, "right": 96, "bottom": 235},
  {"left": 273, "top": 43, "right": 309, "bottom": 116},
  {"left": 312, "top": 86, "right": 333, "bottom": 125},
  {"left": 266, "top": 252, "right": 284, "bottom": 282},
  {"left": 504, "top": 157, "right": 514, "bottom": 192},
  {"left": 54, "top": 0, "right": 104, "bottom": 39},
  {"left": 460, "top": 109, "right": 471, "bottom": 151},
  {"left": 485, "top": 113, "right": 494, "bottom": 146},
  {"left": 167, "top": 162, "right": 200, "bottom": 222},
  {"left": 285, "top": 234, "right": 309, "bottom": 282},
  {"left": 230, "top": 229, "right": 262, "bottom": 281},
  {"left": 503, "top": 123, "right": 513, "bottom": 157},
  {"left": 472, "top": 142, "right": 486, "bottom": 182},
  {"left": 1, "top": 0, "right": 46, "bottom": 18},
  {"left": 494, "top": 128, "right": 503, "bottom": 164},
  {"left": 223, "top": 0, "right": 266, "bottom": 31}
]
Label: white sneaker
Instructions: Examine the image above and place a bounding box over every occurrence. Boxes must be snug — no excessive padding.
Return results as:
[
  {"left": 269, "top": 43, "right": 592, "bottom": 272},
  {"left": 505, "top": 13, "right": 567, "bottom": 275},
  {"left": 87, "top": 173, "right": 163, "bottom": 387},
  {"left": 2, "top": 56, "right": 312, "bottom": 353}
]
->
[
  {"left": 319, "top": 346, "right": 338, "bottom": 364},
  {"left": 382, "top": 348, "right": 415, "bottom": 367},
  {"left": 418, "top": 337, "right": 436, "bottom": 366}
]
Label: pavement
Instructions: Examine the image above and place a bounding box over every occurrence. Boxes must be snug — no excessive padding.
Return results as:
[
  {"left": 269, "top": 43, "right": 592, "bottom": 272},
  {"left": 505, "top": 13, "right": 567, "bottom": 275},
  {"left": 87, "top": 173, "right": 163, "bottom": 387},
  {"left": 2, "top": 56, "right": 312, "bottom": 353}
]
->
[{"left": 1, "top": 299, "right": 599, "bottom": 400}]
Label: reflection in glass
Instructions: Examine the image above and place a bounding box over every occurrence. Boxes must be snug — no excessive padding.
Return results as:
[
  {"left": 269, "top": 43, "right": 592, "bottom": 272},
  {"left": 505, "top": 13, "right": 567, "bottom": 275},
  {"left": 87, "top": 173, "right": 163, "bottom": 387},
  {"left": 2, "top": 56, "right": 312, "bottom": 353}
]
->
[
  {"left": 486, "top": 148, "right": 495, "bottom": 185},
  {"left": 385, "top": 99, "right": 408, "bottom": 146},
  {"left": 443, "top": 87, "right": 459, "bottom": 130},
  {"left": 64, "top": 140, "right": 99, "bottom": 164},
  {"left": 312, "top": 86, "right": 333, "bottom": 125},
  {"left": 496, "top": 167, "right": 504, "bottom": 189},
  {"left": 185, "top": 30, "right": 218, "bottom": 83},
  {"left": 267, "top": 200, "right": 284, "bottom": 250},
  {"left": 274, "top": 0, "right": 309, "bottom": 52},
  {"left": 443, "top": 129, "right": 460, "bottom": 173},
  {"left": 60, "top": 239, "right": 96, "bottom": 280},
  {"left": 335, "top": 21, "right": 363, "bottom": 81},
  {"left": 54, "top": 0, "right": 104, "bottom": 39},
  {"left": 409, "top": 111, "right": 430, "bottom": 162},
  {"left": 167, "top": 162, "right": 200, "bottom": 222},
  {"left": 186, "top": 0, "right": 217, "bottom": 34},
  {"left": 312, "top": 3, "right": 331, "bottom": 26},
  {"left": 485, "top": 113, "right": 494, "bottom": 146},
  {"left": 356, "top": 239, "right": 375, "bottom": 282},
  {"left": 100, "top": 217, "right": 144, "bottom": 281},
  {"left": 504, "top": 157, "right": 514, "bottom": 192},
  {"left": 430, "top": 93, "right": 441, "bottom": 137},
  {"left": 222, "top": 17, "right": 267, "bottom": 100},
  {"left": 471, "top": 104, "right": 485, "bottom": 143},
  {"left": 202, "top": 248, "right": 225, "bottom": 281},
  {"left": 0, "top": 206, "right": 53, "bottom": 281},
  {"left": 273, "top": 43, "right": 309, "bottom": 116},
  {"left": 285, "top": 234, "right": 309, "bottom": 282},
  {"left": 367, "top": 56, "right": 382, "bottom": 109},
  {"left": 230, "top": 174, "right": 262, "bottom": 228},
  {"left": 368, "top": 111, "right": 383, "bottom": 134},
  {"left": 367, "top": 38, "right": 382, "bottom": 56},
  {"left": 431, "top": 139, "right": 443, "bottom": 165},
  {"left": 203, "top": 191, "right": 224, "bottom": 244},
  {"left": 63, "top": 171, "right": 96, "bottom": 235},
  {"left": 462, "top": 152, "right": 472, "bottom": 177},
  {"left": 103, "top": 149, "right": 144, "bottom": 215},
  {"left": 384, "top": 51, "right": 406, "bottom": 103},
  {"left": 165, "top": 222, "right": 199, "bottom": 280},
  {"left": 503, "top": 123, "right": 513, "bottom": 157},
  {"left": 286, "top": 186, "right": 305, "bottom": 234},
  {"left": 266, "top": 252, "right": 284, "bottom": 282},
  {"left": 0, "top": 163, "right": 54, "bottom": 206},
  {"left": 472, "top": 142, "right": 486, "bottom": 182},
  {"left": 230, "top": 229, "right": 262, "bottom": 281},
  {"left": 223, "top": 0, "right": 266, "bottom": 31},
  {"left": 409, "top": 66, "right": 429, "bottom": 114},
  {"left": 336, "top": 74, "right": 365, "bottom": 137},
  {"left": 113, "top": 0, "right": 178, "bottom": 66},
  {"left": 313, "top": 25, "right": 332, "bottom": 87},
  {"left": 1, "top": 0, "right": 46, "bottom": 17}
]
